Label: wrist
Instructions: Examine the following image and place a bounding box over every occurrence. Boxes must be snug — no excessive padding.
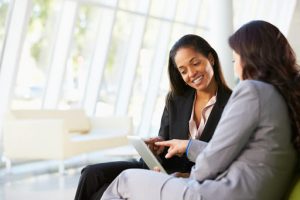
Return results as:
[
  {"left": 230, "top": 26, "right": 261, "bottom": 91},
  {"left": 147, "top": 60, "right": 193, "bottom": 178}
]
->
[{"left": 185, "top": 139, "right": 192, "bottom": 157}]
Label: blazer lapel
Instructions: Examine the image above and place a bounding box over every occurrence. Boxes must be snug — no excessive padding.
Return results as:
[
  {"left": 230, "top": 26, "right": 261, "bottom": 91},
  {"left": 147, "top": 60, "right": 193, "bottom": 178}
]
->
[
  {"left": 172, "top": 89, "right": 195, "bottom": 140},
  {"left": 199, "top": 87, "right": 231, "bottom": 142}
]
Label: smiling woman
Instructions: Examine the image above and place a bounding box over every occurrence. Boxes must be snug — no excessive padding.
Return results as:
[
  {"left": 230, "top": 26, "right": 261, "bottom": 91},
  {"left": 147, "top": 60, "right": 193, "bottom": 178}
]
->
[
  {"left": 167, "top": 34, "right": 231, "bottom": 138},
  {"left": 173, "top": 47, "right": 218, "bottom": 129}
]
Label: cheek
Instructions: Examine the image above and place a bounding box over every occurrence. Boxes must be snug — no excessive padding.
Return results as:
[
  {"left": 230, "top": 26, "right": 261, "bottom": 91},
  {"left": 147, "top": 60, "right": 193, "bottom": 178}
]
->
[
  {"left": 205, "top": 65, "right": 214, "bottom": 79},
  {"left": 234, "top": 62, "right": 243, "bottom": 79},
  {"left": 180, "top": 74, "right": 188, "bottom": 83},
  {"left": 234, "top": 63, "right": 238, "bottom": 73}
]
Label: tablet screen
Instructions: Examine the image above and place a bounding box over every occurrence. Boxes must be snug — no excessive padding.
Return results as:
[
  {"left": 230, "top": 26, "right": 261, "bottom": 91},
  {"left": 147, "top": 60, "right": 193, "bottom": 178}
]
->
[{"left": 127, "top": 136, "right": 167, "bottom": 174}]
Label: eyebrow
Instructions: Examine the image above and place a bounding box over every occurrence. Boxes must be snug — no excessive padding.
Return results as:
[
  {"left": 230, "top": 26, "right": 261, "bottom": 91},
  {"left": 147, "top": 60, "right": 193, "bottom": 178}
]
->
[
  {"left": 189, "top": 57, "right": 198, "bottom": 63},
  {"left": 177, "top": 57, "right": 199, "bottom": 69},
  {"left": 178, "top": 66, "right": 185, "bottom": 70}
]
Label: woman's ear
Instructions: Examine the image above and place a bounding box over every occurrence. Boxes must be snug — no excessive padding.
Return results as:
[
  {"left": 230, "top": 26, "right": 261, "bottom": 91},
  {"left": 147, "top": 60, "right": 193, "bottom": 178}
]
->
[{"left": 208, "top": 53, "right": 214, "bottom": 66}]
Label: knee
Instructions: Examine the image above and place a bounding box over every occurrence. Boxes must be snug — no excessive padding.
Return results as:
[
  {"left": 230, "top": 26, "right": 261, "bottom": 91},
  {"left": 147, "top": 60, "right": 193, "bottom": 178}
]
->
[
  {"left": 118, "top": 169, "right": 131, "bottom": 183},
  {"left": 115, "top": 170, "right": 132, "bottom": 194},
  {"left": 119, "top": 168, "right": 134, "bottom": 177},
  {"left": 81, "top": 165, "right": 102, "bottom": 178},
  {"left": 116, "top": 169, "right": 145, "bottom": 197},
  {"left": 118, "top": 169, "right": 138, "bottom": 185},
  {"left": 81, "top": 165, "right": 91, "bottom": 174}
]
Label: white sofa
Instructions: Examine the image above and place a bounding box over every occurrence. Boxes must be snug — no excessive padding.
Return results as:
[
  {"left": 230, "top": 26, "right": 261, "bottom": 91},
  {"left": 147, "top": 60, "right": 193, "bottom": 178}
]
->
[{"left": 2, "top": 109, "right": 132, "bottom": 172}]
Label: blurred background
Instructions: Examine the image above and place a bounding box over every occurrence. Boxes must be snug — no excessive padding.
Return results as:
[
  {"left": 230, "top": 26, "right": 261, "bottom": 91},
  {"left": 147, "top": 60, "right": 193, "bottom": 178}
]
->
[{"left": 0, "top": 0, "right": 299, "bottom": 199}]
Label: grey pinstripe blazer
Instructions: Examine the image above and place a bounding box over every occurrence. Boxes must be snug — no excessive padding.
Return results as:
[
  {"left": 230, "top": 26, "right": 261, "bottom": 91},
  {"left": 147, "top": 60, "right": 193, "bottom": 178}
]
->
[{"left": 186, "top": 80, "right": 297, "bottom": 200}]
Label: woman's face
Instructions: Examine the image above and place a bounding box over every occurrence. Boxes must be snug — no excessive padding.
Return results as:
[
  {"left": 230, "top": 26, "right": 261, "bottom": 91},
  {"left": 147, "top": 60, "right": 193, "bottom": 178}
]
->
[
  {"left": 174, "top": 47, "right": 215, "bottom": 92},
  {"left": 233, "top": 51, "right": 243, "bottom": 80}
]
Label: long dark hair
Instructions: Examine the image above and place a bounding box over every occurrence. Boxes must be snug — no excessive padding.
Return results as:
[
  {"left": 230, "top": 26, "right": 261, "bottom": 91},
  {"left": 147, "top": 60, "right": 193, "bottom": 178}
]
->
[
  {"left": 229, "top": 20, "right": 300, "bottom": 150},
  {"left": 168, "top": 34, "right": 230, "bottom": 97}
]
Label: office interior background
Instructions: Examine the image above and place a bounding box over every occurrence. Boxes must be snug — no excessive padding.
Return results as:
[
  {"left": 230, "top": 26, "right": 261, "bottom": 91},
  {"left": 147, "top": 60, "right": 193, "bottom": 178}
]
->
[{"left": 0, "top": 0, "right": 299, "bottom": 199}]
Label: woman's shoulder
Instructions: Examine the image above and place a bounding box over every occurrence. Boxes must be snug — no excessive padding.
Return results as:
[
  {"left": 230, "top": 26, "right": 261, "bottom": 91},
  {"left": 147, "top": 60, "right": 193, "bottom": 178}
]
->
[
  {"left": 217, "top": 85, "right": 232, "bottom": 102},
  {"left": 168, "top": 87, "right": 194, "bottom": 101},
  {"left": 234, "top": 80, "right": 277, "bottom": 94},
  {"left": 165, "top": 88, "right": 194, "bottom": 111},
  {"left": 233, "top": 80, "right": 286, "bottom": 107}
]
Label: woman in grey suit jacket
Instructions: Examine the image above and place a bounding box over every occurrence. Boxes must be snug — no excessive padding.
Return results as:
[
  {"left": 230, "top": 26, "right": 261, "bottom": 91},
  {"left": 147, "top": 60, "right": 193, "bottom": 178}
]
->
[
  {"left": 75, "top": 35, "right": 232, "bottom": 200},
  {"left": 101, "top": 20, "right": 300, "bottom": 200}
]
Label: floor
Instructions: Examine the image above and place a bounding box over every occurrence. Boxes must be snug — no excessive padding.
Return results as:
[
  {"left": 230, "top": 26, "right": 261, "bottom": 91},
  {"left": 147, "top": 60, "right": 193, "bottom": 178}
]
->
[
  {"left": 0, "top": 146, "right": 138, "bottom": 200},
  {"left": 1, "top": 171, "right": 80, "bottom": 200}
]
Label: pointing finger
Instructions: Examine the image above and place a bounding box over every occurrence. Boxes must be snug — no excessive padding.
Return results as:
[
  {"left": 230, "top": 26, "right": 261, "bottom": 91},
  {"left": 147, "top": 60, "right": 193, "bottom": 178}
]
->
[{"left": 155, "top": 141, "right": 171, "bottom": 147}]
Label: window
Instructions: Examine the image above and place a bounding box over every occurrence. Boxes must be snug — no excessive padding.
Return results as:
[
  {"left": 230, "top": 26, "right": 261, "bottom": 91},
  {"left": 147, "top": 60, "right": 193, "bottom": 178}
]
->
[
  {"left": 60, "top": 5, "right": 104, "bottom": 108},
  {"left": 0, "top": 0, "right": 11, "bottom": 60},
  {"left": 11, "top": 0, "right": 62, "bottom": 109}
]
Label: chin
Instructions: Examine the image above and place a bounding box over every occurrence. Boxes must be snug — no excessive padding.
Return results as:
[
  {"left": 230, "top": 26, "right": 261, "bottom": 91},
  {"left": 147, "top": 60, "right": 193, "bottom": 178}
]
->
[{"left": 194, "top": 85, "right": 207, "bottom": 91}]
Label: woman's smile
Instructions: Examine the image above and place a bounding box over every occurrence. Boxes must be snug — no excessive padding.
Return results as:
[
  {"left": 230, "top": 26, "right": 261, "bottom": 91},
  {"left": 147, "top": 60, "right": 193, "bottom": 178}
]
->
[{"left": 191, "top": 75, "right": 204, "bottom": 85}]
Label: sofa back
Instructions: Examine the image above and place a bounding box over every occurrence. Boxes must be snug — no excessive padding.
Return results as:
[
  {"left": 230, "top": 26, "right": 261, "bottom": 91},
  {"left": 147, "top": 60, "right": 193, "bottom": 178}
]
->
[{"left": 9, "top": 109, "right": 90, "bottom": 133}]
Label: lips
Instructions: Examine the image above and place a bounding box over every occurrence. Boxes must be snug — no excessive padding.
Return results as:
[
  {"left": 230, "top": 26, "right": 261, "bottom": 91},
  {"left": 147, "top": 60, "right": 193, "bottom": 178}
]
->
[{"left": 192, "top": 75, "right": 204, "bottom": 84}]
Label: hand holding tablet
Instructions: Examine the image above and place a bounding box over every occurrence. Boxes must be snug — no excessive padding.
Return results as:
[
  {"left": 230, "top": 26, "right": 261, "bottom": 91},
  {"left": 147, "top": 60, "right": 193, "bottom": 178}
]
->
[
  {"left": 144, "top": 136, "right": 165, "bottom": 155},
  {"left": 127, "top": 136, "right": 167, "bottom": 174}
]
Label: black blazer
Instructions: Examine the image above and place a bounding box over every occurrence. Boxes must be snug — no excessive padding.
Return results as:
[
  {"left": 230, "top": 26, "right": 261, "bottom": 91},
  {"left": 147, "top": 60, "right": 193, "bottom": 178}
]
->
[{"left": 158, "top": 86, "right": 232, "bottom": 173}]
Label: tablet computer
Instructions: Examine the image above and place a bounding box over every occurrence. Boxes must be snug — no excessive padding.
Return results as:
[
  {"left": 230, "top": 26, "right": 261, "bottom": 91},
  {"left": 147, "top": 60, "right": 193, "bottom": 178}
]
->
[{"left": 127, "top": 135, "right": 167, "bottom": 174}]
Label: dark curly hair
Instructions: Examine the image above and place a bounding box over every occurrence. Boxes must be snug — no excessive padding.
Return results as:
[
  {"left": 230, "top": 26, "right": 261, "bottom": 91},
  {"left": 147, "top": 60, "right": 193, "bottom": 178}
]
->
[
  {"left": 229, "top": 20, "right": 300, "bottom": 151},
  {"left": 168, "top": 34, "right": 230, "bottom": 97}
]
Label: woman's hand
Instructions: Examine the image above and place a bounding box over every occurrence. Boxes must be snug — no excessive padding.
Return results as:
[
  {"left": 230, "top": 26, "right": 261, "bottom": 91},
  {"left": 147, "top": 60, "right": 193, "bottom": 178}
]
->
[
  {"left": 144, "top": 136, "right": 165, "bottom": 155},
  {"left": 155, "top": 139, "right": 189, "bottom": 159},
  {"left": 171, "top": 172, "right": 190, "bottom": 178},
  {"left": 153, "top": 166, "right": 161, "bottom": 173}
]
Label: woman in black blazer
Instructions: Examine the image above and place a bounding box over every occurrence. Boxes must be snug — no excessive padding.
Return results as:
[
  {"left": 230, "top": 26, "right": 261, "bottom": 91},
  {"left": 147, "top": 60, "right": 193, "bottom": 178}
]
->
[
  {"left": 74, "top": 34, "right": 232, "bottom": 200},
  {"left": 157, "top": 86, "right": 231, "bottom": 174}
]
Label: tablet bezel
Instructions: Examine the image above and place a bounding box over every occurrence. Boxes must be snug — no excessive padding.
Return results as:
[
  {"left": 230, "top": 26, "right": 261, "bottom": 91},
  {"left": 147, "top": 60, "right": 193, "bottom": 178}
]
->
[{"left": 127, "top": 135, "right": 167, "bottom": 174}]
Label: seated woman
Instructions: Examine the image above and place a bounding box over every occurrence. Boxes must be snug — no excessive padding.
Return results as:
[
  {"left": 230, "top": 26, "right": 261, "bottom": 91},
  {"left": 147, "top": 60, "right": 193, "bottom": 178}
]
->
[
  {"left": 100, "top": 20, "right": 300, "bottom": 200},
  {"left": 74, "top": 34, "right": 232, "bottom": 200}
]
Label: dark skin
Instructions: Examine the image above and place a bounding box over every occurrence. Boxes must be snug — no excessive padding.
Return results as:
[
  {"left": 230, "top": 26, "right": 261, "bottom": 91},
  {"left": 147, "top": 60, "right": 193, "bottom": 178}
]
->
[{"left": 144, "top": 47, "right": 218, "bottom": 177}]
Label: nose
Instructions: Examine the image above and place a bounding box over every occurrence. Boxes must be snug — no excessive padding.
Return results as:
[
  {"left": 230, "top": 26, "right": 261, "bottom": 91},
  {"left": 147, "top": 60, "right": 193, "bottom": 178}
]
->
[{"left": 188, "top": 67, "right": 197, "bottom": 78}]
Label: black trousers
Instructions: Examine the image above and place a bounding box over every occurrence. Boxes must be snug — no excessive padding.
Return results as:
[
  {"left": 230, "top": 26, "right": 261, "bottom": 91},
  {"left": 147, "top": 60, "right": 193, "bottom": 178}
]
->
[{"left": 74, "top": 160, "right": 147, "bottom": 200}]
